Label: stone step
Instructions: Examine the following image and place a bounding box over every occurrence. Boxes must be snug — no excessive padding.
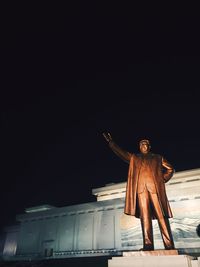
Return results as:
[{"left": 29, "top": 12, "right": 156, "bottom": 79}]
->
[{"left": 108, "top": 254, "right": 198, "bottom": 267}]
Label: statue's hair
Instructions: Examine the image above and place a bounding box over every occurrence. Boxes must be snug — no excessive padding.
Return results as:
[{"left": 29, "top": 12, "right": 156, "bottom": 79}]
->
[{"left": 139, "top": 139, "right": 150, "bottom": 145}]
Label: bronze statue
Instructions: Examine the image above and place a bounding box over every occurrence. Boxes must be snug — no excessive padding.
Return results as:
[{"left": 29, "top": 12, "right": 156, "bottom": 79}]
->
[{"left": 103, "top": 133, "right": 175, "bottom": 251}]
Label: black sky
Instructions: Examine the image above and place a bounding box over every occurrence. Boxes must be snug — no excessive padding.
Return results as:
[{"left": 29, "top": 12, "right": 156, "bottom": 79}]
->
[{"left": 1, "top": 9, "right": 200, "bottom": 229}]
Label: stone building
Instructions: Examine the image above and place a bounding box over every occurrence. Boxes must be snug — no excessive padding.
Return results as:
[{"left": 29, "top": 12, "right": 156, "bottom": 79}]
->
[{"left": 1, "top": 168, "right": 200, "bottom": 261}]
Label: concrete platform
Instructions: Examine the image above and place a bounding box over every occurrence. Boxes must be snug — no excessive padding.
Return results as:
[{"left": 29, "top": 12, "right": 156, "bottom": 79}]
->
[{"left": 108, "top": 251, "right": 199, "bottom": 267}]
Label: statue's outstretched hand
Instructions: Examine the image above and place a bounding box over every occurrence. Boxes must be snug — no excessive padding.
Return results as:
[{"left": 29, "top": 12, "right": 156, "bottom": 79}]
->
[{"left": 103, "top": 132, "right": 112, "bottom": 143}]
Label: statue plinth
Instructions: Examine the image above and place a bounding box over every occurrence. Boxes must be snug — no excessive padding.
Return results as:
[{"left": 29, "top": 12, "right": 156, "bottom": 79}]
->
[
  {"left": 123, "top": 249, "right": 178, "bottom": 257},
  {"left": 108, "top": 250, "right": 197, "bottom": 267}
]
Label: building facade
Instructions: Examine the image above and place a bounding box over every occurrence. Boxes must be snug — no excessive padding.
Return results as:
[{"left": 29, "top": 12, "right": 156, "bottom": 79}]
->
[{"left": 1, "top": 168, "right": 200, "bottom": 261}]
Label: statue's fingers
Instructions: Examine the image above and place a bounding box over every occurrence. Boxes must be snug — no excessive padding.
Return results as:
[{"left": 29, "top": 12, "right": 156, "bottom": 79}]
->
[
  {"left": 103, "top": 133, "right": 109, "bottom": 141},
  {"left": 103, "top": 133, "right": 107, "bottom": 138}
]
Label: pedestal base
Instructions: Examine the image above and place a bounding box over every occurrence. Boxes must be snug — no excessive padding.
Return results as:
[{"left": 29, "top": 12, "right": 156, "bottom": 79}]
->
[
  {"left": 108, "top": 250, "right": 199, "bottom": 267},
  {"left": 123, "top": 249, "right": 178, "bottom": 257}
]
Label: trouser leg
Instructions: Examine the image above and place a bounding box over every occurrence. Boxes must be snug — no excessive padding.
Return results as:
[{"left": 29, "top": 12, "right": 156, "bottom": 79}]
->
[
  {"left": 150, "top": 193, "right": 175, "bottom": 249},
  {"left": 138, "top": 189, "right": 154, "bottom": 250}
]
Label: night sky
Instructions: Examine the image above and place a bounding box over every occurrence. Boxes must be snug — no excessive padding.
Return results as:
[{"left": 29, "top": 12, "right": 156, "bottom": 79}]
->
[{"left": 1, "top": 9, "right": 200, "bottom": 230}]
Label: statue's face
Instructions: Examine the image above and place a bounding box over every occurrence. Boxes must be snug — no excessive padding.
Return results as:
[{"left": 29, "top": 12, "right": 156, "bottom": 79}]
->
[{"left": 139, "top": 141, "right": 151, "bottom": 154}]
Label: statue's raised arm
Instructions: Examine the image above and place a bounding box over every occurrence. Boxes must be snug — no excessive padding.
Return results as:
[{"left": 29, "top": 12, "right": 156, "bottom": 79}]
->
[
  {"left": 102, "top": 132, "right": 131, "bottom": 163},
  {"left": 103, "top": 132, "right": 112, "bottom": 143}
]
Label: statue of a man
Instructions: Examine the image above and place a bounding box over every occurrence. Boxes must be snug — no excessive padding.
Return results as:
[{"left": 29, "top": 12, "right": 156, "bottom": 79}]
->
[{"left": 103, "top": 133, "right": 175, "bottom": 251}]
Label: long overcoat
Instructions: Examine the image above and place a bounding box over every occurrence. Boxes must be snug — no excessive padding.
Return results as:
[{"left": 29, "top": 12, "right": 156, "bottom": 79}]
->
[{"left": 109, "top": 141, "right": 174, "bottom": 219}]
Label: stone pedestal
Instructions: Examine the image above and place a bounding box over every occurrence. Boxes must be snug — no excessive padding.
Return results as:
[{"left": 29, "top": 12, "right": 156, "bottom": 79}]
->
[
  {"left": 108, "top": 250, "right": 199, "bottom": 267},
  {"left": 123, "top": 249, "right": 178, "bottom": 256}
]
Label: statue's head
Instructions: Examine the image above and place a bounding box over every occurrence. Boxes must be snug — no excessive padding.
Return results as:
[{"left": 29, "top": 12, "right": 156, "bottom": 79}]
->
[{"left": 139, "top": 139, "right": 151, "bottom": 154}]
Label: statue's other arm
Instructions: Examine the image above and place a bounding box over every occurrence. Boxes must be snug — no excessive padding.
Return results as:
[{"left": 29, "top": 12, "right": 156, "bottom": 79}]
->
[
  {"left": 103, "top": 132, "right": 132, "bottom": 163},
  {"left": 162, "top": 157, "right": 175, "bottom": 182}
]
